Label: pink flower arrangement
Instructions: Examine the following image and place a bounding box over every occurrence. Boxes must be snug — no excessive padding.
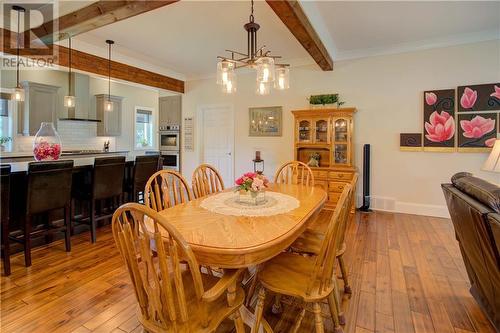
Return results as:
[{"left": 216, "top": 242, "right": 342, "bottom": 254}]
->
[
  {"left": 235, "top": 172, "right": 269, "bottom": 193},
  {"left": 460, "top": 87, "right": 478, "bottom": 109},
  {"left": 490, "top": 85, "right": 500, "bottom": 100},
  {"left": 424, "top": 111, "right": 455, "bottom": 143},
  {"left": 425, "top": 92, "right": 437, "bottom": 106},
  {"left": 33, "top": 141, "right": 61, "bottom": 161},
  {"left": 460, "top": 115, "right": 495, "bottom": 139}
]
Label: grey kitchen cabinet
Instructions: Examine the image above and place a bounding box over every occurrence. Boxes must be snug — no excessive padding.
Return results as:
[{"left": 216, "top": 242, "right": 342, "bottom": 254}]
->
[
  {"left": 18, "top": 81, "right": 59, "bottom": 135},
  {"left": 159, "top": 95, "right": 181, "bottom": 126},
  {"left": 95, "top": 94, "right": 123, "bottom": 136}
]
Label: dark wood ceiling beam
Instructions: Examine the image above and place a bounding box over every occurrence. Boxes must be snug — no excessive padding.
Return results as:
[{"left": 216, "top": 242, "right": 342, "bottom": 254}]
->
[
  {"left": 1, "top": 29, "right": 184, "bottom": 93},
  {"left": 265, "top": 0, "right": 333, "bottom": 71},
  {"left": 30, "top": 0, "right": 179, "bottom": 44}
]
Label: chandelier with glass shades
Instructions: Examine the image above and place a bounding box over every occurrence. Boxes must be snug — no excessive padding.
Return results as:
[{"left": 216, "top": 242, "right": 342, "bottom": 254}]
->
[{"left": 216, "top": 0, "right": 290, "bottom": 95}]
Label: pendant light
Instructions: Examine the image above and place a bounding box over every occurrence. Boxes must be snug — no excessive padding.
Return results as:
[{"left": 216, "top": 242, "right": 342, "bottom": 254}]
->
[
  {"left": 216, "top": 0, "right": 289, "bottom": 95},
  {"left": 11, "top": 5, "right": 25, "bottom": 102},
  {"left": 104, "top": 40, "right": 114, "bottom": 112},
  {"left": 63, "top": 36, "right": 75, "bottom": 108}
]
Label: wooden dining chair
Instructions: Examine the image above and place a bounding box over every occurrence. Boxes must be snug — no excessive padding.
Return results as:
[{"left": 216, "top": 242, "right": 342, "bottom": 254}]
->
[
  {"left": 192, "top": 164, "right": 225, "bottom": 199},
  {"left": 145, "top": 170, "right": 193, "bottom": 211},
  {"left": 252, "top": 185, "right": 352, "bottom": 333},
  {"left": 274, "top": 161, "right": 315, "bottom": 187},
  {"left": 291, "top": 174, "right": 358, "bottom": 295},
  {"left": 112, "top": 203, "right": 246, "bottom": 333}
]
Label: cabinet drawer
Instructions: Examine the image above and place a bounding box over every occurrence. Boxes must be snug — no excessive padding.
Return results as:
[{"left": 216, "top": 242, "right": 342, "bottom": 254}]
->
[
  {"left": 312, "top": 170, "right": 328, "bottom": 179},
  {"left": 328, "top": 192, "right": 341, "bottom": 204},
  {"left": 329, "top": 171, "right": 353, "bottom": 181},
  {"left": 329, "top": 181, "right": 347, "bottom": 193},
  {"left": 315, "top": 180, "right": 328, "bottom": 191}
]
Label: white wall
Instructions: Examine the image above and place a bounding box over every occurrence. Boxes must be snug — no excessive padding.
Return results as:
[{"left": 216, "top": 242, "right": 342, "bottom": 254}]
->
[
  {"left": 182, "top": 40, "right": 500, "bottom": 217},
  {"left": 1, "top": 67, "right": 160, "bottom": 153}
]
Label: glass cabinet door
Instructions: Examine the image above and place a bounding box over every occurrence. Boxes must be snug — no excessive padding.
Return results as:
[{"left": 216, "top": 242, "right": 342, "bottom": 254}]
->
[
  {"left": 334, "top": 118, "right": 348, "bottom": 142},
  {"left": 297, "top": 119, "right": 312, "bottom": 142},
  {"left": 314, "top": 119, "right": 329, "bottom": 143},
  {"left": 333, "top": 118, "right": 351, "bottom": 165}
]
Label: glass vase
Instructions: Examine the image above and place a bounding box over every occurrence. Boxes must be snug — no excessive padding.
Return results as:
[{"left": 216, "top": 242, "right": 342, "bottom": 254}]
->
[
  {"left": 33, "top": 122, "right": 62, "bottom": 161},
  {"left": 238, "top": 190, "right": 266, "bottom": 205}
]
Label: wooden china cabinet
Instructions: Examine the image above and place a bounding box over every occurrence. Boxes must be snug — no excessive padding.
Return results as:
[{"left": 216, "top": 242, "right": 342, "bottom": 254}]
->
[{"left": 292, "top": 108, "right": 357, "bottom": 210}]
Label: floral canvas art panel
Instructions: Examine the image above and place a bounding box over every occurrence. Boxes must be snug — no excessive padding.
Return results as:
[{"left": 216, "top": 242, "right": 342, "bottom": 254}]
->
[
  {"left": 400, "top": 133, "right": 422, "bottom": 151},
  {"left": 457, "top": 113, "right": 497, "bottom": 152},
  {"left": 457, "top": 83, "right": 500, "bottom": 112},
  {"left": 423, "top": 89, "right": 456, "bottom": 151},
  {"left": 249, "top": 106, "right": 282, "bottom": 137}
]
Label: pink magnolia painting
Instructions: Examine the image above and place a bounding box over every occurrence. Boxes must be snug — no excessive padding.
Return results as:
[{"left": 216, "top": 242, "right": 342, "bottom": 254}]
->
[
  {"left": 458, "top": 113, "right": 498, "bottom": 151},
  {"left": 423, "top": 89, "right": 455, "bottom": 150},
  {"left": 458, "top": 83, "right": 500, "bottom": 112}
]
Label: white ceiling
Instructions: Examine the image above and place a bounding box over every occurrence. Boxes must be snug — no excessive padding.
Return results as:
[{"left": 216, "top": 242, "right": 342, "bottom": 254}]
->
[
  {"left": 76, "top": 1, "right": 310, "bottom": 80},
  {"left": 314, "top": 1, "right": 500, "bottom": 60},
  {"left": 7, "top": 1, "right": 498, "bottom": 80}
]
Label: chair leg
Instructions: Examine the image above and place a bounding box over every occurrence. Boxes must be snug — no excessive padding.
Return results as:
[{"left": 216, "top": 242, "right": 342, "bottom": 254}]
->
[
  {"left": 290, "top": 307, "right": 306, "bottom": 333},
  {"left": 313, "top": 302, "right": 325, "bottom": 333},
  {"left": 338, "top": 254, "right": 351, "bottom": 294},
  {"left": 232, "top": 309, "right": 246, "bottom": 333},
  {"left": 64, "top": 204, "right": 71, "bottom": 252},
  {"left": 24, "top": 214, "right": 32, "bottom": 267},
  {"left": 327, "top": 292, "right": 344, "bottom": 333},
  {"left": 245, "top": 266, "right": 259, "bottom": 306},
  {"left": 90, "top": 199, "right": 96, "bottom": 243},
  {"left": 2, "top": 219, "right": 11, "bottom": 276},
  {"left": 251, "top": 287, "right": 266, "bottom": 333}
]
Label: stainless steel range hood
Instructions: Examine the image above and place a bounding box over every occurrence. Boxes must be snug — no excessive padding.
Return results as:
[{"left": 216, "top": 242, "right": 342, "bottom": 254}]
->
[{"left": 59, "top": 73, "right": 101, "bottom": 122}]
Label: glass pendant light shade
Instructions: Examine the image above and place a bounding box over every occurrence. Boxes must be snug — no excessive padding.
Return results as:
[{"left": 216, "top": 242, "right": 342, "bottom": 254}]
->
[
  {"left": 256, "top": 57, "right": 275, "bottom": 83},
  {"left": 256, "top": 81, "right": 271, "bottom": 95},
  {"left": 64, "top": 95, "right": 76, "bottom": 108},
  {"left": 104, "top": 100, "right": 113, "bottom": 112},
  {"left": 217, "top": 60, "right": 235, "bottom": 85},
  {"left": 12, "top": 86, "right": 24, "bottom": 101},
  {"left": 222, "top": 75, "right": 237, "bottom": 94},
  {"left": 274, "top": 66, "right": 290, "bottom": 90}
]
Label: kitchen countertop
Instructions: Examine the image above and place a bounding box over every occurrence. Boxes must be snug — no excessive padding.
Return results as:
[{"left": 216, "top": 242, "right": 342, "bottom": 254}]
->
[
  {"left": 0, "top": 150, "right": 160, "bottom": 173},
  {"left": 0, "top": 150, "right": 130, "bottom": 159}
]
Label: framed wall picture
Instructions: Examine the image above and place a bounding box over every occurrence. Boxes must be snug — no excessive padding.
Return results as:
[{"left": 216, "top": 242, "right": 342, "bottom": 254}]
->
[
  {"left": 457, "top": 113, "right": 497, "bottom": 152},
  {"left": 400, "top": 133, "right": 422, "bottom": 151},
  {"left": 249, "top": 106, "right": 283, "bottom": 137},
  {"left": 457, "top": 83, "right": 500, "bottom": 112},
  {"left": 423, "top": 89, "right": 456, "bottom": 151}
]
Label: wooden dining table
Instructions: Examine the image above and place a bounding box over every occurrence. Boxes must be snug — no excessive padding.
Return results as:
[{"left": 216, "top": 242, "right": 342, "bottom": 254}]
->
[{"left": 155, "top": 183, "right": 327, "bottom": 331}]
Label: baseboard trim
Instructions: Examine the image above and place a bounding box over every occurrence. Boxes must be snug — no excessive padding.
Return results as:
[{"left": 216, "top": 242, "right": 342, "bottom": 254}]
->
[
  {"left": 357, "top": 195, "right": 450, "bottom": 218},
  {"left": 392, "top": 202, "right": 449, "bottom": 218}
]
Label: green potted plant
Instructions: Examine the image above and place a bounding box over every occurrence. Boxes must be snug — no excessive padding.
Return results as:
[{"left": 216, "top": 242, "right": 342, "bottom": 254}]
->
[
  {"left": 308, "top": 94, "right": 345, "bottom": 108},
  {"left": 0, "top": 136, "right": 12, "bottom": 152}
]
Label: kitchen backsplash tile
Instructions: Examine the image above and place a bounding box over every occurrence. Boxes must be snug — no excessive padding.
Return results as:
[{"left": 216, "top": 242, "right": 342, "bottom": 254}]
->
[{"left": 15, "top": 121, "right": 115, "bottom": 152}]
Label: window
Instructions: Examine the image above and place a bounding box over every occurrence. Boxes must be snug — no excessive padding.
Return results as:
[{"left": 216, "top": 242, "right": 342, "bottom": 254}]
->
[
  {"left": 0, "top": 97, "right": 12, "bottom": 152},
  {"left": 135, "top": 107, "right": 154, "bottom": 149}
]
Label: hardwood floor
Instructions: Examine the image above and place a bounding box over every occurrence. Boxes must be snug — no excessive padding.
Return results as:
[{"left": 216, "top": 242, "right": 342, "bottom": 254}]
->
[{"left": 0, "top": 211, "right": 495, "bottom": 333}]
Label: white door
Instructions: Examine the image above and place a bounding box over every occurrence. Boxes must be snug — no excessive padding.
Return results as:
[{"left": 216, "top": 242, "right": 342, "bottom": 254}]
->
[{"left": 200, "top": 105, "right": 234, "bottom": 186}]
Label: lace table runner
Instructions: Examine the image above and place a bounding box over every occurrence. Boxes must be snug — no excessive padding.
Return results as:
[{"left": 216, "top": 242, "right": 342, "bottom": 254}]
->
[{"left": 200, "top": 191, "right": 300, "bottom": 217}]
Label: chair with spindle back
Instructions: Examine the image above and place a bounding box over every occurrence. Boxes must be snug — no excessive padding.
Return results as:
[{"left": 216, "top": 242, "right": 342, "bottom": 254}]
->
[
  {"left": 252, "top": 185, "right": 352, "bottom": 333},
  {"left": 145, "top": 170, "right": 193, "bottom": 211},
  {"left": 112, "top": 203, "right": 247, "bottom": 333},
  {"left": 291, "top": 173, "right": 358, "bottom": 295},
  {"left": 274, "top": 161, "right": 315, "bottom": 187},
  {"left": 192, "top": 164, "right": 225, "bottom": 199}
]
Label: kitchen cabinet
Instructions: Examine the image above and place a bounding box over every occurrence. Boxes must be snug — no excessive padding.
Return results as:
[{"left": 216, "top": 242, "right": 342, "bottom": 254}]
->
[
  {"left": 159, "top": 95, "right": 181, "bottom": 126},
  {"left": 95, "top": 94, "right": 123, "bottom": 136},
  {"left": 18, "top": 81, "right": 59, "bottom": 135}
]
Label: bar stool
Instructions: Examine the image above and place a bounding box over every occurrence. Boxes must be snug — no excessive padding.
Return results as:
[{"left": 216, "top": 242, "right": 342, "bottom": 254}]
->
[
  {"left": 74, "top": 156, "right": 125, "bottom": 243},
  {"left": 125, "top": 155, "right": 160, "bottom": 203},
  {"left": 1, "top": 165, "right": 11, "bottom": 275},
  {"left": 21, "top": 161, "right": 74, "bottom": 267}
]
